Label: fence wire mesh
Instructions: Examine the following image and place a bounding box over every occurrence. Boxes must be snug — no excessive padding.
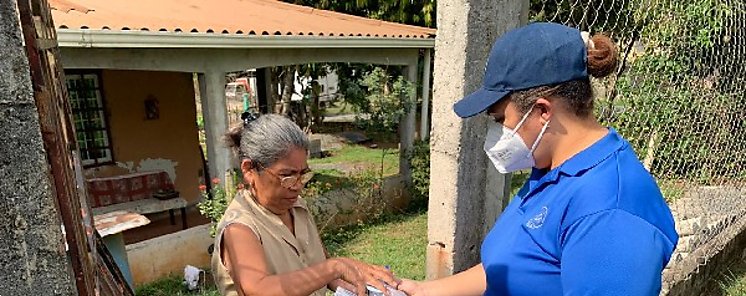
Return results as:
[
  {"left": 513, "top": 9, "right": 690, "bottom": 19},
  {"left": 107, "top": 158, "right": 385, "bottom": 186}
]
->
[{"left": 531, "top": 0, "right": 746, "bottom": 286}]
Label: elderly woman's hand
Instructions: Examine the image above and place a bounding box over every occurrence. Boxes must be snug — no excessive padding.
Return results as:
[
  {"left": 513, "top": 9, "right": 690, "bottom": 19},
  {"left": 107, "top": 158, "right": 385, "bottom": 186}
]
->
[{"left": 331, "top": 257, "right": 399, "bottom": 296}]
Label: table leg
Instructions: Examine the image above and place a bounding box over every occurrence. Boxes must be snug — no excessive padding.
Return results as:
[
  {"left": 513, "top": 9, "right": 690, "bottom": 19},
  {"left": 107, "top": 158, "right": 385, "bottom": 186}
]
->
[
  {"left": 169, "top": 209, "right": 175, "bottom": 225},
  {"left": 181, "top": 207, "right": 188, "bottom": 230}
]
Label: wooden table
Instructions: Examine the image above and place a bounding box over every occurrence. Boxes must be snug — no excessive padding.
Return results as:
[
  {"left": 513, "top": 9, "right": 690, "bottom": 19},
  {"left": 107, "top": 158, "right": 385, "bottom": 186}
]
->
[{"left": 93, "top": 197, "right": 188, "bottom": 229}]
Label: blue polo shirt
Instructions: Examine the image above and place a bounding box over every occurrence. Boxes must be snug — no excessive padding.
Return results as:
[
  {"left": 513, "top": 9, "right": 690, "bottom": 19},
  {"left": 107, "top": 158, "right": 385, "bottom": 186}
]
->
[{"left": 482, "top": 128, "right": 678, "bottom": 296}]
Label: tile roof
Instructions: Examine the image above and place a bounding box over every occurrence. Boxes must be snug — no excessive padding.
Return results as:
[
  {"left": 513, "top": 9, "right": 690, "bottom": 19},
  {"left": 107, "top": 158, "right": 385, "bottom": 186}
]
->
[{"left": 49, "top": 0, "right": 436, "bottom": 39}]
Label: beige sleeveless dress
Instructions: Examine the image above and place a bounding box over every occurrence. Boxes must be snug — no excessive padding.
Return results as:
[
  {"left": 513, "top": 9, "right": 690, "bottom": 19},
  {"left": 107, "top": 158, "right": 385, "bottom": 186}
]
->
[{"left": 211, "top": 190, "right": 327, "bottom": 296}]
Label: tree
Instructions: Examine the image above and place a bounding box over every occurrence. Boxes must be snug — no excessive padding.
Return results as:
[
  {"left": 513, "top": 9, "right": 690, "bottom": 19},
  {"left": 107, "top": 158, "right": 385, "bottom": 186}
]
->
[
  {"left": 271, "top": 0, "right": 434, "bottom": 131},
  {"left": 284, "top": 0, "right": 436, "bottom": 28}
]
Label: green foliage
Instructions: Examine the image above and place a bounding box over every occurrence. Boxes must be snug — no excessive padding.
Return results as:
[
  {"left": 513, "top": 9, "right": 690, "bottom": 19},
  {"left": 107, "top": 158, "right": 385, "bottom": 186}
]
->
[
  {"left": 530, "top": 0, "right": 640, "bottom": 37},
  {"left": 599, "top": 0, "right": 746, "bottom": 184},
  {"left": 301, "top": 169, "right": 341, "bottom": 201},
  {"left": 305, "top": 168, "right": 389, "bottom": 232},
  {"left": 135, "top": 275, "right": 219, "bottom": 296},
  {"left": 282, "top": 0, "right": 436, "bottom": 27},
  {"left": 197, "top": 173, "right": 242, "bottom": 238},
  {"left": 408, "top": 140, "right": 430, "bottom": 210},
  {"left": 196, "top": 114, "right": 204, "bottom": 130},
  {"left": 347, "top": 67, "right": 416, "bottom": 134}
]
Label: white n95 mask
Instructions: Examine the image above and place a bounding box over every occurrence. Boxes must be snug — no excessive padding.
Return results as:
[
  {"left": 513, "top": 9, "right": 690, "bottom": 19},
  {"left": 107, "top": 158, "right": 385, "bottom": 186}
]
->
[{"left": 484, "top": 109, "right": 550, "bottom": 173}]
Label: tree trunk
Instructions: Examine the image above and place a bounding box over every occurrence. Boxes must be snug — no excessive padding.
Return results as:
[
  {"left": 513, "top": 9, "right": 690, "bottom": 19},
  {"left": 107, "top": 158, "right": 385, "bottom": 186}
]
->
[
  {"left": 311, "top": 82, "right": 323, "bottom": 129},
  {"left": 269, "top": 67, "right": 281, "bottom": 113},
  {"left": 280, "top": 66, "right": 296, "bottom": 116}
]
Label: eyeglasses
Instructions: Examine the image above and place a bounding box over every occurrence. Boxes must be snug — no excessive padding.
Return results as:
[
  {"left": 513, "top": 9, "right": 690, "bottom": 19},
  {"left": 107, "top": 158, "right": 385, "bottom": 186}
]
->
[{"left": 257, "top": 163, "right": 314, "bottom": 189}]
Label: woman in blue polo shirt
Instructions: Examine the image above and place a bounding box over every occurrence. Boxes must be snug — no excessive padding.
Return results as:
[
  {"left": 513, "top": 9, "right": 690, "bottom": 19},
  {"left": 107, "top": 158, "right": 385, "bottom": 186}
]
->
[{"left": 398, "top": 23, "right": 678, "bottom": 296}]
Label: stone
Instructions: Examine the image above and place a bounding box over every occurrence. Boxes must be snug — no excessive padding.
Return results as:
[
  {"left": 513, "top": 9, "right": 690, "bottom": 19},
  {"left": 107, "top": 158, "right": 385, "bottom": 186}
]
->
[
  {"left": 338, "top": 131, "right": 370, "bottom": 144},
  {"left": 676, "top": 217, "right": 702, "bottom": 236},
  {"left": 309, "top": 139, "right": 323, "bottom": 158}
]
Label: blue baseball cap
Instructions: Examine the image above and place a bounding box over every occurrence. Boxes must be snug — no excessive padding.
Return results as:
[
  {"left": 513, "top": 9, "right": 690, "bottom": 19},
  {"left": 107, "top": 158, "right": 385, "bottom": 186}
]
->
[{"left": 454, "top": 22, "right": 589, "bottom": 118}]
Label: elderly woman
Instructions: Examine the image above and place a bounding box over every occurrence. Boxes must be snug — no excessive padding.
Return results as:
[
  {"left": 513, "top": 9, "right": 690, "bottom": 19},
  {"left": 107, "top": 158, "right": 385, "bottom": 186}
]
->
[{"left": 211, "top": 113, "right": 397, "bottom": 296}]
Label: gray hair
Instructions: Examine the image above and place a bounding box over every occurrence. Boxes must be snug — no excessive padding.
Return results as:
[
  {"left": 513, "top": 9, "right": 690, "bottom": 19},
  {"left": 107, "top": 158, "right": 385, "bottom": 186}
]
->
[{"left": 224, "top": 114, "right": 309, "bottom": 169}]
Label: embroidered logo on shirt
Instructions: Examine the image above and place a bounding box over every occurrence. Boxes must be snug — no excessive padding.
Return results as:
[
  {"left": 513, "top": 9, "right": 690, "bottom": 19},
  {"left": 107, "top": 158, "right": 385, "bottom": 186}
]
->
[{"left": 526, "top": 206, "right": 548, "bottom": 229}]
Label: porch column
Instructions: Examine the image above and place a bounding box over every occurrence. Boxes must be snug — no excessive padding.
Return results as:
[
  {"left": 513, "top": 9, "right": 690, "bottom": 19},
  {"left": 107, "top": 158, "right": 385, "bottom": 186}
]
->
[
  {"left": 198, "top": 70, "right": 233, "bottom": 184},
  {"left": 400, "top": 60, "right": 419, "bottom": 187},
  {"left": 420, "top": 48, "right": 432, "bottom": 140},
  {"left": 427, "top": 0, "right": 528, "bottom": 279}
]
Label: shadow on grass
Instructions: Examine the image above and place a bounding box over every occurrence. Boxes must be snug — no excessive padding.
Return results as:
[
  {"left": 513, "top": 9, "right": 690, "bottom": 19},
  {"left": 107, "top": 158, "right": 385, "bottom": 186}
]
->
[{"left": 716, "top": 258, "right": 746, "bottom": 296}]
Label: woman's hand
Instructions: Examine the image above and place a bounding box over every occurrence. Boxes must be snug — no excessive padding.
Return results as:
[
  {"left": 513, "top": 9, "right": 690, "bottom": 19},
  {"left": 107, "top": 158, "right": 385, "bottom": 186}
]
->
[
  {"left": 331, "top": 258, "right": 399, "bottom": 296},
  {"left": 398, "top": 279, "right": 431, "bottom": 296}
]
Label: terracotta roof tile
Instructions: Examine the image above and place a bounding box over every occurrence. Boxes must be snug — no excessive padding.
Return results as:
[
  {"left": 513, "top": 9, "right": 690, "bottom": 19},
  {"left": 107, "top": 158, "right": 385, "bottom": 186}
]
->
[{"left": 49, "top": 0, "right": 436, "bottom": 39}]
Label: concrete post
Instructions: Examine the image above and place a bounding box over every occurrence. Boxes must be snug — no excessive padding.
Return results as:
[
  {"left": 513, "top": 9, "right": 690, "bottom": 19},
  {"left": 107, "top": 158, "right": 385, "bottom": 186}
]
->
[
  {"left": 198, "top": 70, "right": 233, "bottom": 184},
  {"left": 420, "top": 49, "right": 433, "bottom": 140},
  {"left": 400, "top": 60, "right": 419, "bottom": 186},
  {"left": 0, "top": 1, "right": 76, "bottom": 294},
  {"left": 264, "top": 68, "right": 276, "bottom": 113},
  {"left": 426, "top": 0, "right": 529, "bottom": 279}
]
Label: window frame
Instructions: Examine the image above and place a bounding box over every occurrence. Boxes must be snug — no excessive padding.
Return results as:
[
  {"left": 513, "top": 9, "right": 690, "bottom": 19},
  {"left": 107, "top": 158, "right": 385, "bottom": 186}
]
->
[{"left": 65, "top": 70, "right": 115, "bottom": 168}]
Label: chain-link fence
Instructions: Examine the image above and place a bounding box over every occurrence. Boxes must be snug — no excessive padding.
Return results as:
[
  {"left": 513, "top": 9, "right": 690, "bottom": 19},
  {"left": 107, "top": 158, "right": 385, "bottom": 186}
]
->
[{"left": 530, "top": 0, "right": 746, "bottom": 290}]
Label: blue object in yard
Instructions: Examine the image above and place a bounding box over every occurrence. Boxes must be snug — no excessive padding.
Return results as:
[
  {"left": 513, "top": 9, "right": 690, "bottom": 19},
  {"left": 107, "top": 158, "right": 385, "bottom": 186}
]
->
[
  {"left": 94, "top": 211, "right": 150, "bottom": 291},
  {"left": 102, "top": 233, "right": 134, "bottom": 289}
]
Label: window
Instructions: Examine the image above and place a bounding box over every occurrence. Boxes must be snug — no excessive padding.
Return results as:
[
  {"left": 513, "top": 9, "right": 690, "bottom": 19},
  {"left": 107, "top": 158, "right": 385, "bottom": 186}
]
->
[{"left": 65, "top": 72, "right": 113, "bottom": 167}]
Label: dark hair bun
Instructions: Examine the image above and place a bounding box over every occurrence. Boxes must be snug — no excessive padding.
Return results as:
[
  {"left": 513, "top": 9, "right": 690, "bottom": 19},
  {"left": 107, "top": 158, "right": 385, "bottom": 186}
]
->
[
  {"left": 223, "top": 125, "right": 243, "bottom": 156},
  {"left": 587, "top": 34, "right": 618, "bottom": 78}
]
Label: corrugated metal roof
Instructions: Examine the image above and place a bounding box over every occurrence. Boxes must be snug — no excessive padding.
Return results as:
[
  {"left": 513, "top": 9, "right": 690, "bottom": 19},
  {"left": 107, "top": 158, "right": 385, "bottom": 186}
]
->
[{"left": 49, "top": 0, "right": 436, "bottom": 39}]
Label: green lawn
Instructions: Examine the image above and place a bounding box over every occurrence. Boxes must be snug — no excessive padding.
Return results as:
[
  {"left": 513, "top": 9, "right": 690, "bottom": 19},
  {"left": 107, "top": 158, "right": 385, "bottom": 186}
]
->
[
  {"left": 135, "top": 275, "right": 219, "bottom": 296},
  {"left": 323, "top": 102, "right": 355, "bottom": 116},
  {"left": 323, "top": 211, "right": 428, "bottom": 281},
  {"left": 309, "top": 144, "right": 400, "bottom": 176}
]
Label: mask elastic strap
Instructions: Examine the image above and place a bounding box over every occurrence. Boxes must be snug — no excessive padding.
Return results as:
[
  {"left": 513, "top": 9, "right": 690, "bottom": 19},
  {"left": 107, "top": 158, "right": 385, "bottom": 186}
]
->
[{"left": 528, "top": 120, "right": 551, "bottom": 154}]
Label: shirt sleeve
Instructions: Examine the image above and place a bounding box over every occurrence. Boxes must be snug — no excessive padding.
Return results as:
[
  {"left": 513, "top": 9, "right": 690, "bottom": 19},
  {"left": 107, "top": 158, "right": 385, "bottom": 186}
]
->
[{"left": 560, "top": 209, "right": 676, "bottom": 296}]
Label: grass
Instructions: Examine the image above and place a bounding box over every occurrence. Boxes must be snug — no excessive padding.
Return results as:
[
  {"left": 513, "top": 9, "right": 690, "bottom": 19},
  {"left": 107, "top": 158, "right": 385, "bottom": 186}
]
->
[
  {"left": 309, "top": 144, "right": 400, "bottom": 176},
  {"left": 135, "top": 275, "right": 219, "bottom": 296},
  {"left": 323, "top": 210, "right": 429, "bottom": 281},
  {"left": 720, "top": 259, "right": 746, "bottom": 296},
  {"left": 323, "top": 102, "right": 355, "bottom": 116}
]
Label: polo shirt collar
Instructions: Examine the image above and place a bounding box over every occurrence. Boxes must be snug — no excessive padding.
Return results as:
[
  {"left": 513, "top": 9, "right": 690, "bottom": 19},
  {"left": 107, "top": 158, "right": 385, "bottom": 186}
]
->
[
  {"left": 559, "top": 128, "right": 626, "bottom": 176},
  {"left": 526, "top": 128, "right": 626, "bottom": 188}
]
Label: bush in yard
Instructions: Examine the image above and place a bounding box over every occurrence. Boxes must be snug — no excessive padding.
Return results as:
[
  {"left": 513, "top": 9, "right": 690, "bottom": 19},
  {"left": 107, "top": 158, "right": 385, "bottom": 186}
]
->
[
  {"left": 342, "top": 67, "right": 416, "bottom": 134},
  {"left": 408, "top": 140, "right": 430, "bottom": 210},
  {"left": 305, "top": 168, "right": 387, "bottom": 233}
]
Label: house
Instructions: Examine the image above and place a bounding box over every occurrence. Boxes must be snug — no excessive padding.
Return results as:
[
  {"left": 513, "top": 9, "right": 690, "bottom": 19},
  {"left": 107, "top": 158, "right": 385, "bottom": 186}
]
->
[{"left": 50, "top": 0, "right": 435, "bottom": 285}]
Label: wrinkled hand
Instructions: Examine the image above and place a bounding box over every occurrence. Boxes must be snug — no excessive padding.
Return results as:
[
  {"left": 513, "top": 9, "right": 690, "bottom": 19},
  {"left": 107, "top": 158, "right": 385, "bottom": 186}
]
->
[
  {"left": 332, "top": 258, "right": 399, "bottom": 296},
  {"left": 397, "top": 279, "right": 430, "bottom": 296}
]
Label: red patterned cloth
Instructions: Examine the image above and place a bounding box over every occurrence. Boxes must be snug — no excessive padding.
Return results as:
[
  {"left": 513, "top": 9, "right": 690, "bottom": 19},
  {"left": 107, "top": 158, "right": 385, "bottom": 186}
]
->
[{"left": 86, "top": 171, "right": 175, "bottom": 207}]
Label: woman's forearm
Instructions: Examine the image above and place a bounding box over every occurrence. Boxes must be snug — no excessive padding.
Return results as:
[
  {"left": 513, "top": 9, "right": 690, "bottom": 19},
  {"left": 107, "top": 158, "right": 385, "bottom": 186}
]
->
[
  {"left": 424, "top": 264, "right": 487, "bottom": 296},
  {"left": 239, "top": 259, "right": 341, "bottom": 296}
]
